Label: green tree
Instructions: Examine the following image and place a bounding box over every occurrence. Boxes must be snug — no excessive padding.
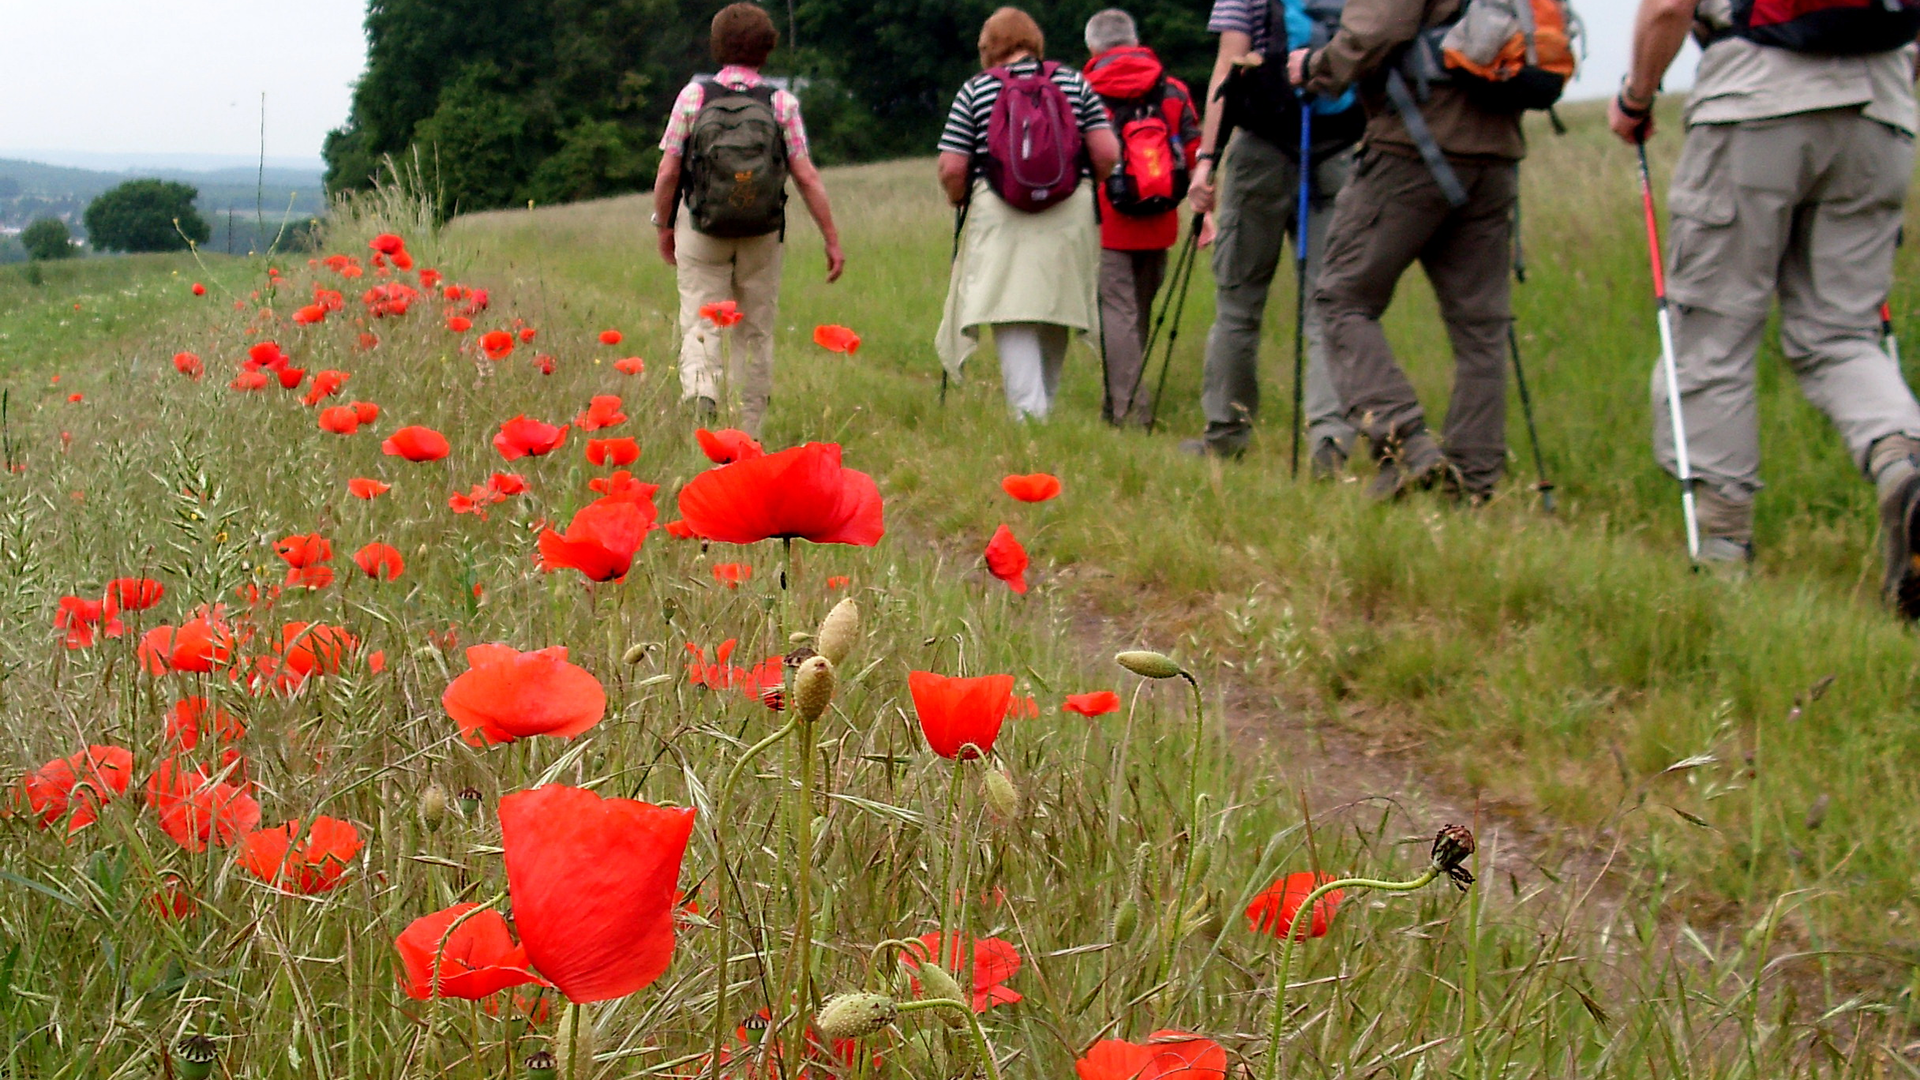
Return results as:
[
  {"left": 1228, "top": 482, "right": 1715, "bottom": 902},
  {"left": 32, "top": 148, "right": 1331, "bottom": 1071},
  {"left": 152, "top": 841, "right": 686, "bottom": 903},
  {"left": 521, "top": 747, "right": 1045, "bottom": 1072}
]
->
[
  {"left": 82, "top": 180, "right": 210, "bottom": 253},
  {"left": 19, "top": 217, "right": 75, "bottom": 261}
]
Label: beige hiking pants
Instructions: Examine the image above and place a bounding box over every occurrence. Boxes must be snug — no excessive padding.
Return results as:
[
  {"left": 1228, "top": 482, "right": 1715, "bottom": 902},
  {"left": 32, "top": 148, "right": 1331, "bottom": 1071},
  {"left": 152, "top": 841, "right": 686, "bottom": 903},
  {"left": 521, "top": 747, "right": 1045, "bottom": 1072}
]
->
[
  {"left": 1653, "top": 108, "right": 1920, "bottom": 501},
  {"left": 674, "top": 215, "right": 784, "bottom": 436}
]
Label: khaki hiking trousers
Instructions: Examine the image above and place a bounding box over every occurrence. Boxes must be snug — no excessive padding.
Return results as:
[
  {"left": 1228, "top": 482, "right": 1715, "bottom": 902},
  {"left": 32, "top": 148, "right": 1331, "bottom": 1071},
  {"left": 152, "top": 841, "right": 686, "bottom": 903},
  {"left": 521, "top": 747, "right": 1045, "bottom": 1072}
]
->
[
  {"left": 1652, "top": 107, "right": 1920, "bottom": 502},
  {"left": 674, "top": 213, "right": 785, "bottom": 437}
]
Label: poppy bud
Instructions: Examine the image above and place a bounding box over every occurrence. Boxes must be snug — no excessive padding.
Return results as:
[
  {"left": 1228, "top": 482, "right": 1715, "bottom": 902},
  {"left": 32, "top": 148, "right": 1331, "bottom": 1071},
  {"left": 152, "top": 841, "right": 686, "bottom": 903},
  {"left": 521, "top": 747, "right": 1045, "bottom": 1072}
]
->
[
  {"left": 1187, "top": 840, "right": 1213, "bottom": 887},
  {"left": 524, "top": 1049, "right": 557, "bottom": 1080},
  {"left": 420, "top": 782, "right": 449, "bottom": 832},
  {"left": 794, "top": 656, "right": 834, "bottom": 725},
  {"left": 175, "top": 1035, "right": 218, "bottom": 1080},
  {"left": 457, "top": 787, "right": 482, "bottom": 819},
  {"left": 789, "top": 631, "right": 811, "bottom": 644},
  {"left": 817, "top": 598, "right": 860, "bottom": 666},
  {"left": 1109, "top": 896, "right": 1139, "bottom": 942},
  {"left": 983, "top": 768, "right": 1020, "bottom": 821},
  {"left": 621, "top": 643, "right": 647, "bottom": 665},
  {"left": 662, "top": 598, "right": 679, "bottom": 624},
  {"left": 903, "top": 956, "right": 968, "bottom": 1026},
  {"left": 1115, "top": 650, "right": 1183, "bottom": 680},
  {"left": 817, "top": 992, "right": 898, "bottom": 1040},
  {"left": 1431, "top": 823, "right": 1476, "bottom": 890},
  {"left": 1180, "top": 889, "right": 1216, "bottom": 939}
]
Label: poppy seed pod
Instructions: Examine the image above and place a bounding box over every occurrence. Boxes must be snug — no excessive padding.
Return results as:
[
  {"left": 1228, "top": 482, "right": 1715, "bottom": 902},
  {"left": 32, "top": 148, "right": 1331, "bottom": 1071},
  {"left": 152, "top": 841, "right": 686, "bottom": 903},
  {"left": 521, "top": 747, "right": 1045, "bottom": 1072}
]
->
[
  {"left": 1432, "top": 823, "right": 1477, "bottom": 890},
  {"left": 175, "top": 1035, "right": 218, "bottom": 1080},
  {"left": 524, "top": 1049, "right": 557, "bottom": 1080},
  {"left": 903, "top": 956, "right": 969, "bottom": 1027},
  {"left": 817, "top": 598, "right": 860, "bottom": 666},
  {"left": 984, "top": 768, "right": 1020, "bottom": 821},
  {"left": 794, "top": 656, "right": 834, "bottom": 724},
  {"left": 817, "top": 992, "right": 898, "bottom": 1041},
  {"left": 420, "top": 782, "right": 449, "bottom": 832},
  {"left": 457, "top": 787, "right": 482, "bottom": 819},
  {"left": 1115, "top": 650, "right": 1183, "bottom": 680}
]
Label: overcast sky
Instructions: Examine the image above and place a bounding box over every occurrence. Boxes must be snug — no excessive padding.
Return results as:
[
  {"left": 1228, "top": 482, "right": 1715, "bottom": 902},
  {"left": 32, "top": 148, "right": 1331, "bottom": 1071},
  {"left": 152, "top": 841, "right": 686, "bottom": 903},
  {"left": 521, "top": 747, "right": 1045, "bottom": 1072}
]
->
[{"left": 0, "top": 3, "right": 1682, "bottom": 169}]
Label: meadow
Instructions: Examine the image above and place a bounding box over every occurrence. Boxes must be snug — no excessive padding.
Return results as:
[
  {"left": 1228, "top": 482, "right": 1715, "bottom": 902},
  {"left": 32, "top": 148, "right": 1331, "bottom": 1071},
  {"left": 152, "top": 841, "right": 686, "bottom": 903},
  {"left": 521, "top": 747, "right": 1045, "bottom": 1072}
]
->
[{"left": 1, "top": 101, "right": 1919, "bottom": 1078}]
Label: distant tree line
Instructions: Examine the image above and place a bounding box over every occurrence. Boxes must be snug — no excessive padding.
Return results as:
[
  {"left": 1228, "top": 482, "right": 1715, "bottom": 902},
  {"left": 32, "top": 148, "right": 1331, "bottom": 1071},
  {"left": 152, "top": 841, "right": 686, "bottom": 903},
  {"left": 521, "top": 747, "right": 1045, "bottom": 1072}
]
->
[{"left": 322, "top": 0, "right": 1214, "bottom": 214}]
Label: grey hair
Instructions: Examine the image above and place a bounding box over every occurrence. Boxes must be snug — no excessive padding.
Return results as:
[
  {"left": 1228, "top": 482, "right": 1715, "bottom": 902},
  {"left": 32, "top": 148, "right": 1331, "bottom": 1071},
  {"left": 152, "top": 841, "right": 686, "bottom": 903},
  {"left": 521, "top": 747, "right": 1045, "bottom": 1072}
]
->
[{"left": 1084, "top": 8, "right": 1138, "bottom": 53}]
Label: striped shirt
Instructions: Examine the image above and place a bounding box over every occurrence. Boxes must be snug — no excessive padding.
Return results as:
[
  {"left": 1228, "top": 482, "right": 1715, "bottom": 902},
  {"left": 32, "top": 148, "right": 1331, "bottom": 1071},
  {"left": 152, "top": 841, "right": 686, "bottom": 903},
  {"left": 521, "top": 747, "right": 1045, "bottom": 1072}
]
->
[
  {"left": 935, "top": 59, "right": 1111, "bottom": 171},
  {"left": 659, "top": 66, "right": 809, "bottom": 159},
  {"left": 1207, "top": 0, "right": 1281, "bottom": 55}
]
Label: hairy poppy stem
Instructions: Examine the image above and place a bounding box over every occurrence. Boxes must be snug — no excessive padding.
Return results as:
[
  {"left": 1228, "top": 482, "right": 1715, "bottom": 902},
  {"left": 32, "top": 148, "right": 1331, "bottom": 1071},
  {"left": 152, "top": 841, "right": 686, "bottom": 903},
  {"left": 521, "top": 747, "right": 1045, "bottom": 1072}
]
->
[
  {"left": 784, "top": 713, "right": 818, "bottom": 1076},
  {"left": 936, "top": 754, "right": 968, "bottom": 965},
  {"left": 566, "top": 1000, "right": 582, "bottom": 1080},
  {"left": 896, "top": 999, "right": 1002, "bottom": 1080},
  {"left": 709, "top": 716, "right": 801, "bottom": 1080},
  {"left": 1263, "top": 865, "right": 1440, "bottom": 1080},
  {"left": 1156, "top": 672, "right": 1207, "bottom": 1000}
]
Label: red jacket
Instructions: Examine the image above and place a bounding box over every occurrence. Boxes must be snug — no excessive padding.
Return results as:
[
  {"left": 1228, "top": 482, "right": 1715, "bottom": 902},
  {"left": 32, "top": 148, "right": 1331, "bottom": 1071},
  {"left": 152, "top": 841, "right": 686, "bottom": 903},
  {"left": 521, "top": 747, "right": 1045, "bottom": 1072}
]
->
[{"left": 1083, "top": 46, "right": 1200, "bottom": 252}]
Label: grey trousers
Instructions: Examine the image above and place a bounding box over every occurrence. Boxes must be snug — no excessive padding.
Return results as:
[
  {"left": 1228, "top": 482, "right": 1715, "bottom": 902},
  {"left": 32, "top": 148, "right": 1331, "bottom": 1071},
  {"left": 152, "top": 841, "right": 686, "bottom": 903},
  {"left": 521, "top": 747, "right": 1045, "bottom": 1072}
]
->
[
  {"left": 1201, "top": 131, "right": 1357, "bottom": 454},
  {"left": 1315, "top": 149, "right": 1517, "bottom": 491},
  {"left": 1099, "top": 248, "right": 1168, "bottom": 425},
  {"left": 1652, "top": 108, "right": 1920, "bottom": 502}
]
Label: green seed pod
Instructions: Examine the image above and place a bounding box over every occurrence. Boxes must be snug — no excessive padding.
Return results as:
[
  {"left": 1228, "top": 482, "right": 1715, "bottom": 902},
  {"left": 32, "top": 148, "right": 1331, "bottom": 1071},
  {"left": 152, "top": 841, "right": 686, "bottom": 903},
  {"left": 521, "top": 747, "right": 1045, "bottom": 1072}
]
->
[
  {"left": 817, "top": 993, "right": 898, "bottom": 1040},
  {"left": 794, "top": 656, "right": 835, "bottom": 724},
  {"left": 621, "top": 642, "right": 647, "bottom": 665},
  {"left": 905, "top": 957, "right": 969, "bottom": 1027},
  {"left": 1115, "top": 650, "right": 1183, "bottom": 680},
  {"left": 419, "top": 782, "right": 449, "bottom": 833},
  {"left": 524, "top": 1050, "right": 557, "bottom": 1080},
  {"left": 457, "top": 787, "right": 482, "bottom": 820},
  {"left": 1109, "top": 895, "right": 1140, "bottom": 942},
  {"left": 983, "top": 769, "right": 1020, "bottom": 821},
  {"left": 175, "top": 1035, "right": 218, "bottom": 1080},
  {"left": 816, "top": 598, "right": 861, "bottom": 666}
]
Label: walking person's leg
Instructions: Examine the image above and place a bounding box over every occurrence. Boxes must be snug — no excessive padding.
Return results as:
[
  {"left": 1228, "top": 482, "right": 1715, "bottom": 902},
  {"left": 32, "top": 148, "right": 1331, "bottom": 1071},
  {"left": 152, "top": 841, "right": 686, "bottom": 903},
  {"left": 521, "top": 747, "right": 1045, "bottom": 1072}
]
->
[
  {"left": 1419, "top": 160, "right": 1518, "bottom": 497},
  {"left": 1301, "top": 148, "right": 1361, "bottom": 475},
  {"left": 1195, "top": 133, "right": 1294, "bottom": 456},
  {"left": 730, "top": 231, "right": 787, "bottom": 437},
  {"left": 1038, "top": 323, "right": 1072, "bottom": 407},
  {"left": 674, "top": 218, "right": 737, "bottom": 417},
  {"left": 1099, "top": 250, "right": 1145, "bottom": 425},
  {"left": 1124, "top": 250, "right": 1167, "bottom": 425},
  {"left": 995, "top": 323, "right": 1049, "bottom": 420}
]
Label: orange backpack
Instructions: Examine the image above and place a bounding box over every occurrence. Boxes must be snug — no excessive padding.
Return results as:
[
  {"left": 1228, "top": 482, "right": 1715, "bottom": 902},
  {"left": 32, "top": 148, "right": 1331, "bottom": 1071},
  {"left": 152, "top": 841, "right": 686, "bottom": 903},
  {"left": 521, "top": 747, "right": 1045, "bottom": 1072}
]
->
[{"left": 1401, "top": 0, "right": 1583, "bottom": 114}]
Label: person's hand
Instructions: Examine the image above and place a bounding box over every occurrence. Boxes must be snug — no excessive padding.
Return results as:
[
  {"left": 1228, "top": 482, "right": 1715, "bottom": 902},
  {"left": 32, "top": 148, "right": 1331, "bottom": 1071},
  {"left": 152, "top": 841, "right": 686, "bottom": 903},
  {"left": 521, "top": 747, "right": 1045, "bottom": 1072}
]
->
[
  {"left": 1608, "top": 91, "right": 1655, "bottom": 145},
  {"left": 1288, "top": 48, "right": 1311, "bottom": 88},
  {"left": 1189, "top": 160, "right": 1216, "bottom": 215},
  {"left": 657, "top": 227, "right": 677, "bottom": 267},
  {"left": 1198, "top": 212, "right": 1218, "bottom": 248},
  {"left": 824, "top": 240, "right": 846, "bottom": 283}
]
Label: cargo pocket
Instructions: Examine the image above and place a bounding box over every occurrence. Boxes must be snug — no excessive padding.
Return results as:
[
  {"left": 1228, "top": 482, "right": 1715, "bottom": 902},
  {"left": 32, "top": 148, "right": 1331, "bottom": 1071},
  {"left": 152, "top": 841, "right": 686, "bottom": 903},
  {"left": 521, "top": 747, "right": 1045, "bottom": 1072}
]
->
[{"left": 1663, "top": 132, "right": 1738, "bottom": 310}]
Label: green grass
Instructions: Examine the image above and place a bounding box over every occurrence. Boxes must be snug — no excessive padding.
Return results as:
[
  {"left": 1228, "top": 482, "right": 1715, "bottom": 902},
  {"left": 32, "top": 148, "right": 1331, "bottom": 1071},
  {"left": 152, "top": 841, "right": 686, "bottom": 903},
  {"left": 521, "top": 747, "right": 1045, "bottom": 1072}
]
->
[{"left": 0, "top": 104, "right": 1917, "bottom": 1079}]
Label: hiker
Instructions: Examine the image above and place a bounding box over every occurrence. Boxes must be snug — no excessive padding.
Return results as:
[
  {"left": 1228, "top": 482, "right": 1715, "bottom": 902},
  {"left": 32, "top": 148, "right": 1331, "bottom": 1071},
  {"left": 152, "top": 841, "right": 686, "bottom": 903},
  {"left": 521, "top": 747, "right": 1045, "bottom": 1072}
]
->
[
  {"left": 1082, "top": 9, "right": 1202, "bottom": 427},
  {"left": 935, "top": 6, "right": 1122, "bottom": 422},
  {"left": 1186, "top": 0, "right": 1367, "bottom": 469},
  {"left": 1609, "top": 0, "right": 1920, "bottom": 608},
  {"left": 651, "top": 2, "right": 845, "bottom": 437},
  {"left": 1291, "top": 1, "right": 1574, "bottom": 500}
]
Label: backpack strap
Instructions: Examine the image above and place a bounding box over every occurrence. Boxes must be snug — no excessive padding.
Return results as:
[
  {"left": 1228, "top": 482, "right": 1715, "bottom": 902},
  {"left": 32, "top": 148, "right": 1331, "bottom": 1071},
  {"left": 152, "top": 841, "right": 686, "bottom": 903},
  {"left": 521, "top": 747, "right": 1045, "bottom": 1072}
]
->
[{"left": 1384, "top": 69, "right": 1469, "bottom": 208}]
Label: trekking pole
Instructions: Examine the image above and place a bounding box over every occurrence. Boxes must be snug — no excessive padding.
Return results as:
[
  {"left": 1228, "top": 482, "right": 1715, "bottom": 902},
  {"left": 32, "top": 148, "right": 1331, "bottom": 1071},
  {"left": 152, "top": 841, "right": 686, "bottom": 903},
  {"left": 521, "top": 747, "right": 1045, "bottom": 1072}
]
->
[
  {"left": 1141, "top": 214, "right": 1204, "bottom": 434},
  {"left": 941, "top": 200, "right": 971, "bottom": 407},
  {"left": 1290, "top": 102, "right": 1312, "bottom": 479},
  {"left": 1637, "top": 140, "right": 1701, "bottom": 561},
  {"left": 1507, "top": 191, "right": 1556, "bottom": 513}
]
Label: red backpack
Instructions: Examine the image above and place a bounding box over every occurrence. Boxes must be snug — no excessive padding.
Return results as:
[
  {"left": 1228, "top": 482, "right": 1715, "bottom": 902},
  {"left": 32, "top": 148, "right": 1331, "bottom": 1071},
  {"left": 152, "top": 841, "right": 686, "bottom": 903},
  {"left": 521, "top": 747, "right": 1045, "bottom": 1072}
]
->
[
  {"left": 1102, "top": 79, "right": 1191, "bottom": 217},
  {"left": 981, "top": 62, "right": 1084, "bottom": 213},
  {"left": 1730, "top": 0, "right": 1920, "bottom": 54}
]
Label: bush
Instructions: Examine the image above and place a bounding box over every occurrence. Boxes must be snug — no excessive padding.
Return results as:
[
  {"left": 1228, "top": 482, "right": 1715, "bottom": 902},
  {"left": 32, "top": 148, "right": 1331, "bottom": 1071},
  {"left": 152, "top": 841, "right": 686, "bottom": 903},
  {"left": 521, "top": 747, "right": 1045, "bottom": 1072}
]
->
[
  {"left": 82, "top": 179, "right": 211, "bottom": 253},
  {"left": 19, "top": 217, "right": 76, "bottom": 261}
]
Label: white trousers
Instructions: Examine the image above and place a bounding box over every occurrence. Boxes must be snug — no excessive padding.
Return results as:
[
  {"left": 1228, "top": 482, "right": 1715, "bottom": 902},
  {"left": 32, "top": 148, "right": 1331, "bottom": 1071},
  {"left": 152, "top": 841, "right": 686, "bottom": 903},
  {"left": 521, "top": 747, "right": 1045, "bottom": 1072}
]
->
[{"left": 993, "top": 322, "right": 1071, "bottom": 421}]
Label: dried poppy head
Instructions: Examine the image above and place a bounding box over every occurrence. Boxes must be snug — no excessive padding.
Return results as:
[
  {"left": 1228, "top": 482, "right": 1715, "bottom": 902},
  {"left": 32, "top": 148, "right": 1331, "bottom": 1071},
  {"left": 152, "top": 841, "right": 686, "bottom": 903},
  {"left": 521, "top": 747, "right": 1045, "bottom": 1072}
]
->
[{"left": 1432, "top": 823, "right": 1476, "bottom": 890}]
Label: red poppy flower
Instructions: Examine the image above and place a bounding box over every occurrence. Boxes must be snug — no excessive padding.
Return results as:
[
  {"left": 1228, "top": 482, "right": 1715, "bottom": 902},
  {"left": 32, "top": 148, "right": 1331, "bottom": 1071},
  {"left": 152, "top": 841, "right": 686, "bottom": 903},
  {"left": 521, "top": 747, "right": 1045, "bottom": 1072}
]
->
[
  {"left": 348, "top": 477, "right": 390, "bottom": 499},
  {"left": 292, "top": 304, "right": 327, "bottom": 326},
  {"left": 419, "top": 268, "right": 442, "bottom": 288},
  {"left": 447, "top": 315, "right": 473, "bottom": 333},
  {"left": 984, "top": 524, "right": 1029, "bottom": 594},
  {"left": 1063, "top": 690, "right": 1120, "bottom": 717},
  {"left": 443, "top": 644, "right": 607, "bottom": 745},
  {"left": 1075, "top": 1032, "right": 1228, "bottom": 1080},
  {"left": 141, "top": 612, "right": 234, "bottom": 675},
  {"left": 598, "top": 329, "right": 623, "bottom": 346},
  {"left": 908, "top": 671, "right": 1014, "bottom": 760},
  {"left": 22, "top": 745, "right": 133, "bottom": 832},
  {"left": 383, "top": 426, "right": 451, "bottom": 462},
  {"left": 276, "top": 366, "right": 307, "bottom": 390},
  {"left": 575, "top": 395, "right": 627, "bottom": 431},
  {"left": 613, "top": 357, "right": 644, "bottom": 375},
  {"left": 153, "top": 874, "right": 198, "bottom": 919},
  {"left": 538, "top": 497, "right": 652, "bottom": 582},
  {"left": 901, "top": 933, "right": 1022, "bottom": 1012},
  {"left": 678, "top": 442, "right": 883, "bottom": 546},
  {"left": 157, "top": 779, "right": 260, "bottom": 852},
  {"left": 275, "top": 533, "right": 332, "bottom": 569},
  {"left": 586, "top": 437, "right": 639, "bottom": 466},
  {"left": 663, "top": 519, "right": 699, "bottom": 540},
  {"left": 1011, "top": 694, "right": 1039, "bottom": 719},
  {"left": 273, "top": 622, "right": 360, "bottom": 686},
  {"left": 493, "top": 416, "right": 569, "bottom": 461},
  {"left": 302, "top": 369, "right": 349, "bottom": 406},
  {"left": 812, "top": 324, "right": 861, "bottom": 355},
  {"left": 588, "top": 470, "right": 657, "bottom": 502},
  {"left": 519, "top": 326, "right": 537, "bottom": 343},
  {"left": 449, "top": 484, "right": 504, "bottom": 519},
  {"left": 498, "top": 785, "right": 696, "bottom": 1003},
  {"left": 191, "top": 282, "right": 206, "bottom": 296},
  {"left": 318, "top": 405, "right": 361, "bottom": 435},
  {"left": 65, "top": 392, "right": 82, "bottom": 404},
  {"left": 1001, "top": 473, "right": 1062, "bottom": 502},
  {"left": 698, "top": 301, "right": 742, "bottom": 328},
  {"left": 351, "top": 401, "right": 380, "bottom": 424},
  {"left": 108, "top": 577, "right": 164, "bottom": 612},
  {"left": 354, "top": 542, "right": 405, "bottom": 581},
  {"left": 826, "top": 575, "right": 851, "bottom": 590},
  {"left": 370, "top": 233, "right": 406, "bottom": 256},
  {"left": 695, "top": 427, "right": 764, "bottom": 464},
  {"left": 395, "top": 903, "right": 547, "bottom": 1000},
  {"left": 229, "top": 370, "right": 271, "bottom": 392},
  {"left": 1246, "top": 871, "right": 1343, "bottom": 940},
  {"left": 480, "top": 330, "right": 515, "bottom": 361},
  {"left": 166, "top": 696, "right": 246, "bottom": 750},
  {"left": 489, "top": 472, "right": 528, "bottom": 496},
  {"left": 173, "top": 351, "right": 203, "bottom": 379},
  {"left": 246, "top": 341, "right": 289, "bottom": 371},
  {"left": 54, "top": 596, "right": 120, "bottom": 648},
  {"left": 711, "top": 563, "right": 752, "bottom": 588},
  {"left": 240, "top": 816, "right": 363, "bottom": 893},
  {"left": 532, "top": 353, "right": 556, "bottom": 375}
]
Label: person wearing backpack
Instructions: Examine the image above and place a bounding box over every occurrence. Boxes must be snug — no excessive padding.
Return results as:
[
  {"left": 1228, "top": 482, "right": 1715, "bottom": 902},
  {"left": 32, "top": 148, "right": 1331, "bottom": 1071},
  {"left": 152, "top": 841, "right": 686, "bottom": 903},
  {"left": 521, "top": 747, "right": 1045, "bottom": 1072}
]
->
[
  {"left": 1082, "top": 9, "right": 1202, "bottom": 428},
  {"left": 934, "top": 7, "right": 1122, "bottom": 421},
  {"left": 1289, "top": 0, "right": 1577, "bottom": 501},
  {"left": 651, "top": 2, "right": 845, "bottom": 437},
  {"left": 1184, "top": 0, "right": 1367, "bottom": 471},
  {"left": 1609, "top": 0, "right": 1920, "bottom": 611}
]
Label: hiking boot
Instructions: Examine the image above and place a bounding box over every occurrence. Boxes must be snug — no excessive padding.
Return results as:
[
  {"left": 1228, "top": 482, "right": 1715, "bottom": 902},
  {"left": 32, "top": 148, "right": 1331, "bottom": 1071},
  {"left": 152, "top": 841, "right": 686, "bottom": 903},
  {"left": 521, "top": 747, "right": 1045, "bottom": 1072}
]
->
[
  {"left": 1696, "top": 536, "right": 1754, "bottom": 580},
  {"left": 1875, "top": 436, "right": 1920, "bottom": 619},
  {"left": 1179, "top": 438, "right": 1243, "bottom": 461},
  {"left": 1364, "top": 430, "right": 1446, "bottom": 502},
  {"left": 693, "top": 396, "right": 719, "bottom": 422},
  {"left": 1309, "top": 439, "right": 1348, "bottom": 482}
]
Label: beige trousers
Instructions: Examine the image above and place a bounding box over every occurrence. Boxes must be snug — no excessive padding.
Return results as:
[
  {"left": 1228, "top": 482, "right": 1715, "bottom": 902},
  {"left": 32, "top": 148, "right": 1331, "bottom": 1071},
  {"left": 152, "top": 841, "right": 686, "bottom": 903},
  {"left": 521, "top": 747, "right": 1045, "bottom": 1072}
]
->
[{"left": 675, "top": 215, "right": 784, "bottom": 436}]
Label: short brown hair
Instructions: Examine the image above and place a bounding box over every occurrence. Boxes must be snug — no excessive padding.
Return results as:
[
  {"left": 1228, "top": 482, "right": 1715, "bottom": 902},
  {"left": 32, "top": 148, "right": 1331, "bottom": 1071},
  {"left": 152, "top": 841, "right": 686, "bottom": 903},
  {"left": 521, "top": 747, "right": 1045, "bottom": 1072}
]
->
[
  {"left": 978, "top": 7, "right": 1045, "bottom": 69},
  {"left": 712, "top": 3, "right": 778, "bottom": 68}
]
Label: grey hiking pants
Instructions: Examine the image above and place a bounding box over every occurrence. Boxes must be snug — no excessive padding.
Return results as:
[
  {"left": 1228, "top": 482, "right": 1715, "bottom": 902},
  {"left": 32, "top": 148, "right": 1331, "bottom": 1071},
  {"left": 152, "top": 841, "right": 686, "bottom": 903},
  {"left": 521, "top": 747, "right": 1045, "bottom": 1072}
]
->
[
  {"left": 1315, "top": 148, "right": 1518, "bottom": 492},
  {"left": 1100, "top": 249, "right": 1167, "bottom": 425},
  {"left": 1652, "top": 108, "right": 1920, "bottom": 503},
  {"left": 1201, "top": 131, "right": 1357, "bottom": 454}
]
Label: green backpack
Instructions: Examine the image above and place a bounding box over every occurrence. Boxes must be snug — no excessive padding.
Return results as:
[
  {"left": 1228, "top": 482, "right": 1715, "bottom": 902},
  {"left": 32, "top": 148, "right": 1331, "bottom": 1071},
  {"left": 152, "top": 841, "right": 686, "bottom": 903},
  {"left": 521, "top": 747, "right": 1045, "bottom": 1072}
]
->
[{"left": 682, "top": 78, "right": 789, "bottom": 239}]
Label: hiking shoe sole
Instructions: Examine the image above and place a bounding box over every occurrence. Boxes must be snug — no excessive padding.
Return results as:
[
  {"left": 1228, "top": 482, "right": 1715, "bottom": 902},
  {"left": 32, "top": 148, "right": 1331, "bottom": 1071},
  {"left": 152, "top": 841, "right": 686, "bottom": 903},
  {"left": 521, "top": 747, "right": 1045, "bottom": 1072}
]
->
[{"left": 1882, "top": 467, "right": 1920, "bottom": 619}]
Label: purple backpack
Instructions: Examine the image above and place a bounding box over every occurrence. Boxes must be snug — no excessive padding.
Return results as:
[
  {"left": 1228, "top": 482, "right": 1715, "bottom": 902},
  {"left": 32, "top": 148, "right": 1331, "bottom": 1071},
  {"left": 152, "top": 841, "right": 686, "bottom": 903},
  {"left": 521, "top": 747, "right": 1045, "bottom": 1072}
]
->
[{"left": 981, "top": 62, "right": 1084, "bottom": 213}]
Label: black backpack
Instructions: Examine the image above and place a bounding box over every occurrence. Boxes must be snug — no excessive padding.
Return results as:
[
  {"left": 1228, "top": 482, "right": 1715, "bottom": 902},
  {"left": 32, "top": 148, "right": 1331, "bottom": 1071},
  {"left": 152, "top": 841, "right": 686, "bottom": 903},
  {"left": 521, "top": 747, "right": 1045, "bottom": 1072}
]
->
[
  {"left": 681, "top": 78, "right": 788, "bottom": 238},
  {"left": 1724, "top": 0, "right": 1920, "bottom": 54},
  {"left": 1219, "top": 0, "right": 1366, "bottom": 160}
]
